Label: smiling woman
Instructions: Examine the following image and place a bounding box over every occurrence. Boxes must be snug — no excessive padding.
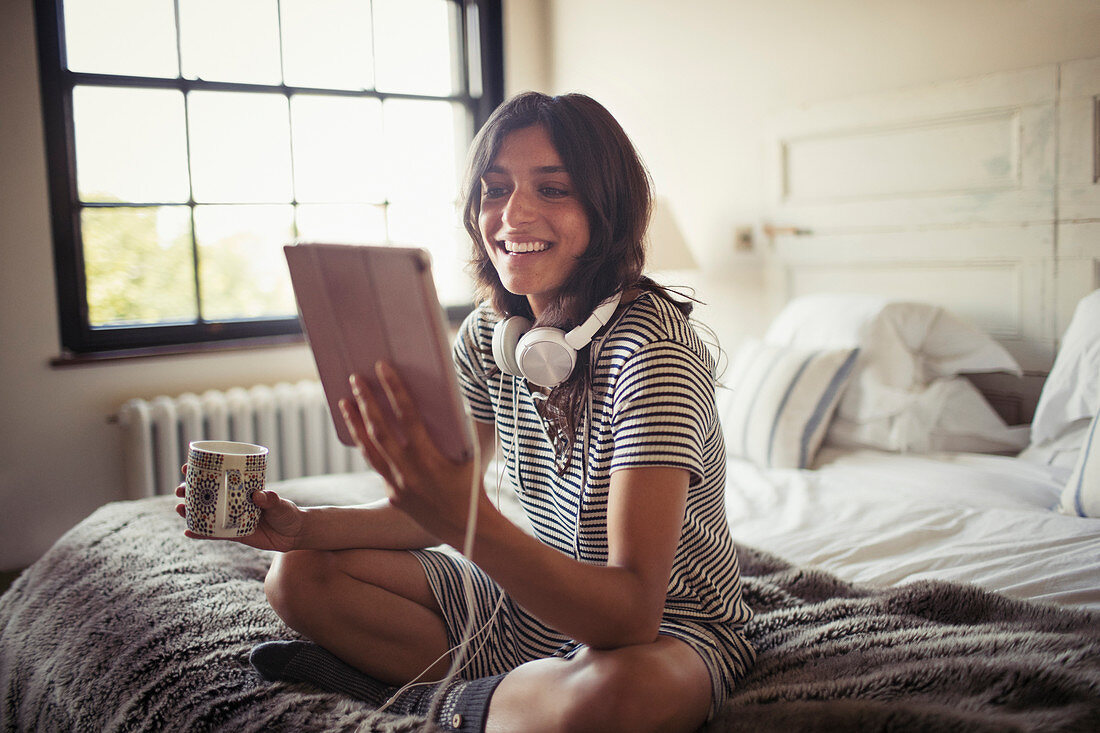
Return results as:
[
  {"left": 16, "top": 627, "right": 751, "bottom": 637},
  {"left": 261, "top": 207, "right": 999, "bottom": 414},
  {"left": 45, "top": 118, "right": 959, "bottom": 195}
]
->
[
  {"left": 34, "top": 0, "right": 503, "bottom": 358},
  {"left": 478, "top": 125, "right": 592, "bottom": 316}
]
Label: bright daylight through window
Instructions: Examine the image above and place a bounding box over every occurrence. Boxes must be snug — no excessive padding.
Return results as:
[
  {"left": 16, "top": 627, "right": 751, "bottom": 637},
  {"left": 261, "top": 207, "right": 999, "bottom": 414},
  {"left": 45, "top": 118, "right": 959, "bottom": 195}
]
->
[{"left": 36, "top": 0, "right": 503, "bottom": 357}]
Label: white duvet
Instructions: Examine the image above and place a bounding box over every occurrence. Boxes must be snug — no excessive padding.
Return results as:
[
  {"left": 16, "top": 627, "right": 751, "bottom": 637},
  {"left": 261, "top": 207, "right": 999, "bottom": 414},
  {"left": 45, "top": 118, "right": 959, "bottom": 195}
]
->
[
  {"left": 276, "top": 448, "right": 1100, "bottom": 613},
  {"left": 723, "top": 448, "right": 1100, "bottom": 611}
]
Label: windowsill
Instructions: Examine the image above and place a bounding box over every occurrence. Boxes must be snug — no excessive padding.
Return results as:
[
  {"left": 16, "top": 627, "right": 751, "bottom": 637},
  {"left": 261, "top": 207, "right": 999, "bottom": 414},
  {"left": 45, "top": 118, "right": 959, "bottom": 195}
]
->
[
  {"left": 49, "top": 303, "right": 475, "bottom": 368},
  {"left": 49, "top": 333, "right": 308, "bottom": 367}
]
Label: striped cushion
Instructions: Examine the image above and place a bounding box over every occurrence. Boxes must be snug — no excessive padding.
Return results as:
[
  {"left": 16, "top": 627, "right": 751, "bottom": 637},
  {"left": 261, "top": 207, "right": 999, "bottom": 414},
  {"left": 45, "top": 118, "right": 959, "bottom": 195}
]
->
[
  {"left": 1059, "top": 399, "right": 1100, "bottom": 517},
  {"left": 719, "top": 339, "right": 859, "bottom": 469}
]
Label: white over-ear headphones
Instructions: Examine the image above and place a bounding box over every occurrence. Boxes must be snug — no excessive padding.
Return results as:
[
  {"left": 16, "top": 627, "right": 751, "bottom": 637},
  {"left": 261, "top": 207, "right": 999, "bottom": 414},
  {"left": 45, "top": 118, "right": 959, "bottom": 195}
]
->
[{"left": 492, "top": 292, "right": 622, "bottom": 388}]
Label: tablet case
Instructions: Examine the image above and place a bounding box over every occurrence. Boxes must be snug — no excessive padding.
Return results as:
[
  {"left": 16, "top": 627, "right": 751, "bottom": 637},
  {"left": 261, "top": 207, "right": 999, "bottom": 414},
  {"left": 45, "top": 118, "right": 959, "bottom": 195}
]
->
[{"left": 284, "top": 243, "right": 474, "bottom": 463}]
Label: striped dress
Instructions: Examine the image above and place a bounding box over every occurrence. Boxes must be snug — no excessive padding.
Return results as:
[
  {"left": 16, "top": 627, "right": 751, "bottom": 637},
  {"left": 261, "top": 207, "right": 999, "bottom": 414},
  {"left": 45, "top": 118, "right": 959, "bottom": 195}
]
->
[{"left": 411, "top": 291, "right": 755, "bottom": 712}]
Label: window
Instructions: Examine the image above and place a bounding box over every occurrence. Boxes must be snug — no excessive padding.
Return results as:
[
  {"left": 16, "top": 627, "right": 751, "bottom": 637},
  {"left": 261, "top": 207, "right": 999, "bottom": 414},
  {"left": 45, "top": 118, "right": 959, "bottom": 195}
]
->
[{"left": 35, "top": 0, "right": 503, "bottom": 358}]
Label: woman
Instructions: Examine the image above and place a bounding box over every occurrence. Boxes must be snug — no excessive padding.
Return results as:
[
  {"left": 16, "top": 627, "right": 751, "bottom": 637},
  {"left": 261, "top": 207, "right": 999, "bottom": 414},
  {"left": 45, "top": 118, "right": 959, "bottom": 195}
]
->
[{"left": 179, "top": 92, "right": 754, "bottom": 732}]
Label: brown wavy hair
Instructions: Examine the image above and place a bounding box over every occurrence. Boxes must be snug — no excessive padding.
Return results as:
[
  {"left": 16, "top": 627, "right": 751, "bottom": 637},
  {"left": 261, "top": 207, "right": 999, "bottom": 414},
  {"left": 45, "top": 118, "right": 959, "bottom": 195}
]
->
[{"left": 460, "top": 92, "right": 691, "bottom": 466}]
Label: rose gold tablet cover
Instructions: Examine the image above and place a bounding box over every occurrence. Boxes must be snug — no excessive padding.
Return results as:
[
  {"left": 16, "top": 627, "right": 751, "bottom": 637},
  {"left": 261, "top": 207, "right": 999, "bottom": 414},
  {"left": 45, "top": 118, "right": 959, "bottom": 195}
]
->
[{"left": 284, "top": 243, "right": 474, "bottom": 463}]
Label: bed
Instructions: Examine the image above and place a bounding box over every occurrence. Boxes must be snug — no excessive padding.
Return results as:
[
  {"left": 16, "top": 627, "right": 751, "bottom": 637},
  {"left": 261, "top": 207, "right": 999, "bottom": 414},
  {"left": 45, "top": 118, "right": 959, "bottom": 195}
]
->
[
  {"left": 2, "top": 290, "right": 1099, "bottom": 732},
  {"left": 5, "top": 59, "right": 1100, "bottom": 731}
]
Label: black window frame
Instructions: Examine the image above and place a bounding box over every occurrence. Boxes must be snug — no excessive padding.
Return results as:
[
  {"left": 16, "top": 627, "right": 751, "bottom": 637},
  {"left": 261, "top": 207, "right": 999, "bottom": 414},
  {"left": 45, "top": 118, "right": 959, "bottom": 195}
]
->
[{"left": 34, "top": 0, "right": 503, "bottom": 360}]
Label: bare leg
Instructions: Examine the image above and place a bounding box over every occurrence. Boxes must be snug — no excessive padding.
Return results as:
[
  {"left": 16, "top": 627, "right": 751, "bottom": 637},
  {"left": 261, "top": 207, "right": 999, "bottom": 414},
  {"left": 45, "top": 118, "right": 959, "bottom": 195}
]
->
[
  {"left": 266, "top": 552, "right": 713, "bottom": 732},
  {"left": 486, "top": 636, "right": 713, "bottom": 733},
  {"left": 264, "top": 548, "right": 451, "bottom": 684}
]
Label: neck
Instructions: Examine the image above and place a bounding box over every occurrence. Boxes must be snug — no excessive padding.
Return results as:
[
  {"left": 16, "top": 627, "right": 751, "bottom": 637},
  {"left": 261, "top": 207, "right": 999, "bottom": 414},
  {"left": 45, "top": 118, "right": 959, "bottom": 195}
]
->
[{"left": 526, "top": 294, "right": 551, "bottom": 321}]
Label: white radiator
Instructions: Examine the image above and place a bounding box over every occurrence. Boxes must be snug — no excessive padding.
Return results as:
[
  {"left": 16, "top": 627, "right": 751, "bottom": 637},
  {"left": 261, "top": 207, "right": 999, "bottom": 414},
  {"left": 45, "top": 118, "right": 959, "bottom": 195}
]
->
[{"left": 116, "top": 380, "right": 365, "bottom": 498}]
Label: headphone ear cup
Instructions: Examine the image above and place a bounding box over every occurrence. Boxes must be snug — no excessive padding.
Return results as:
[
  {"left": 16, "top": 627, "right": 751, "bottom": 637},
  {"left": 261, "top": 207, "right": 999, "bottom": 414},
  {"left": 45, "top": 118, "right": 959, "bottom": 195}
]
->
[
  {"left": 516, "top": 327, "right": 576, "bottom": 388},
  {"left": 493, "top": 316, "right": 531, "bottom": 377}
]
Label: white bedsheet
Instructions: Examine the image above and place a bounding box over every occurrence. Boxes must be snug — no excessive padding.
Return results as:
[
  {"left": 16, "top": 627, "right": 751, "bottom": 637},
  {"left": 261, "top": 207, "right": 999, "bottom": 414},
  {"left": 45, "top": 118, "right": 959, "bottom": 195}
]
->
[
  {"left": 723, "top": 448, "right": 1100, "bottom": 610},
  {"left": 276, "top": 449, "right": 1100, "bottom": 612}
]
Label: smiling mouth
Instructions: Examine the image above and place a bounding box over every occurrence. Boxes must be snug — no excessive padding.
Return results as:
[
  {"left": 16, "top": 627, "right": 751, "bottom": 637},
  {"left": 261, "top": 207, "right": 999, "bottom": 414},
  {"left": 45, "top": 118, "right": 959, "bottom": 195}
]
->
[{"left": 500, "top": 240, "right": 550, "bottom": 254}]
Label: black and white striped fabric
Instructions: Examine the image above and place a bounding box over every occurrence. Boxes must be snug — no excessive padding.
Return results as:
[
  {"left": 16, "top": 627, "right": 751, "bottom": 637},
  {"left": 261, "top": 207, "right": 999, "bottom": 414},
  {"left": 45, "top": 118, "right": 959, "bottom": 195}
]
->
[
  {"left": 719, "top": 338, "right": 859, "bottom": 469},
  {"left": 411, "top": 292, "right": 755, "bottom": 713}
]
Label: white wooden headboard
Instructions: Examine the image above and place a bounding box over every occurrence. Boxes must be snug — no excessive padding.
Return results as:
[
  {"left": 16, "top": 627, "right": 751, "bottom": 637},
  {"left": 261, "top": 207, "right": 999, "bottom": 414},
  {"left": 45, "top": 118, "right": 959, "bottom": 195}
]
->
[{"left": 764, "top": 56, "right": 1100, "bottom": 424}]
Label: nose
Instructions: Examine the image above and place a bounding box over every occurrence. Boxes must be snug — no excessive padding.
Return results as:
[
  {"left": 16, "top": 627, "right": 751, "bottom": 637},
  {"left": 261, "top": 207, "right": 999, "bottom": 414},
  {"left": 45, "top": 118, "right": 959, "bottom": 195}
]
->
[{"left": 501, "top": 188, "right": 536, "bottom": 227}]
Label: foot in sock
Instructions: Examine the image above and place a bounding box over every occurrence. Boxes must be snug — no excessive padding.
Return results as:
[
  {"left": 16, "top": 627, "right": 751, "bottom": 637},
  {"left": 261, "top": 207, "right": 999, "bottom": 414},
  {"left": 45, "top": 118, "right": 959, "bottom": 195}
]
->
[
  {"left": 250, "top": 640, "right": 505, "bottom": 732},
  {"left": 250, "top": 640, "right": 394, "bottom": 704}
]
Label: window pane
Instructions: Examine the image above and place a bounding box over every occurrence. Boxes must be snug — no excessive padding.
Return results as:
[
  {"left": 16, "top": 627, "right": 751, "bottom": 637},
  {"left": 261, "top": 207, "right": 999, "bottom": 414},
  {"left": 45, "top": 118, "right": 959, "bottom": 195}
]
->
[
  {"left": 188, "top": 91, "right": 292, "bottom": 203},
  {"left": 465, "top": 2, "right": 483, "bottom": 98},
  {"left": 194, "top": 205, "right": 296, "bottom": 320},
  {"left": 281, "top": 0, "right": 374, "bottom": 90},
  {"left": 73, "top": 86, "right": 190, "bottom": 203},
  {"left": 384, "top": 99, "right": 462, "bottom": 202},
  {"left": 291, "top": 96, "right": 384, "bottom": 202},
  {"left": 179, "top": 0, "right": 281, "bottom": 84},
  {"left": 82, "top": 206, "right": 196, "bottom": 326},
  {"left": 388, "top": 201, "right": 472, "bottom": 304},
  {"left": 373, "top": 0, "right": 459, "bottom": 95},
  {"left": 296, "top": 204, "right": 387, "bottom": 244},
  {"left": 64, "top": 0, "right": 179, "bottom": 78}
]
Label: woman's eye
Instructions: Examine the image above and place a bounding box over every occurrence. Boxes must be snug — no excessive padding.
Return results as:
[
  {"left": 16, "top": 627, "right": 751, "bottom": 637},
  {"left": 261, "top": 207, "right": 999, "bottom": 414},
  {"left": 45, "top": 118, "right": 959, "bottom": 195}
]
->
[
  {"left": 482, "top": 185, "right": 508, "bottom": 199},
  {"left": 541, "top": 186, "right": 568, "bottom": 198}
]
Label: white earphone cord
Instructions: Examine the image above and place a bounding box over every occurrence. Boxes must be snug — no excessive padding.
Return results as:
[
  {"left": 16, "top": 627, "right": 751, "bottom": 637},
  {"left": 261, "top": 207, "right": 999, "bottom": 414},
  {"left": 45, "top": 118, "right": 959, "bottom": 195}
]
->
[
  {"left": 391, "top": 314, "right": 613, "bottom": 727},
  {"left": 379, "top": 376, "right": 510, "bottom": 727},
  {"left": 394, "top": 306, "right": 619, "bottom": 727}
]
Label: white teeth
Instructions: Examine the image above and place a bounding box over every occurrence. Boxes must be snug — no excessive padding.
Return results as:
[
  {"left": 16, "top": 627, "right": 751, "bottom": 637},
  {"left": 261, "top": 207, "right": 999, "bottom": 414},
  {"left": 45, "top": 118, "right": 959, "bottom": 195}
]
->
[{"left": 503, "top": 240, "right": 550, "bottom": 254}]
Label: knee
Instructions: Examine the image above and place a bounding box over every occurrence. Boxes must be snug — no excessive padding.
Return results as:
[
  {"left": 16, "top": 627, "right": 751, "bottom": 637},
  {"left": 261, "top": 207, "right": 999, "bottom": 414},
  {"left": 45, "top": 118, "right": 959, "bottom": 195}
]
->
[
  {"left": 554, "top": 653, "right": 657, "bottom": 733},
  {"left": 264, "top": 550, "right": 333, "bottom": 630}
]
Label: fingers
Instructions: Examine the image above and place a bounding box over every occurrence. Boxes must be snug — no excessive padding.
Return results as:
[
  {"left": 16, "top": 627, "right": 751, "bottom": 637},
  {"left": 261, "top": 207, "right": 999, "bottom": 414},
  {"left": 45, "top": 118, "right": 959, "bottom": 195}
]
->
[
  {"left": 350, "top": 373, "right": 396, "bottom": 446},
  {"left": 344, "top": 364, "right": 453, "bottom": 502},
  {"left": 250, "top": 489, "right": 288, "bottom": 512},
  {"left": 349, "top": 372, "right": 409, "bottom": 462},
  {"left": 375, "top": 361, "right": 410, "bottom": 420},
  {"left": 339, "top": 395, "right": 372, "bottom": 457},
  {"left": 341, "top": 396, "right": 399, "bottom": 488},
  {"left": 339, "top": 392, "right": 369, "bottom": 449},
  {"left": 176, "top": 465, "right": 188, "bottom": 499},
  {"left": 372, "top": 363, "right": 445, "bottom": 469},
  {"left": 375, "top": 362, "right": 434, "bottom": 448}
]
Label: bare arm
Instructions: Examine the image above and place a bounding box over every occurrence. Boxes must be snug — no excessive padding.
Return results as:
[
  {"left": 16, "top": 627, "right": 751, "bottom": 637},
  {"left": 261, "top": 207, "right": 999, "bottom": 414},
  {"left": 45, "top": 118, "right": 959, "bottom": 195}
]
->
[
  {"left": 175, "top": 418, "right": 497, "bottom": 554},
  {"left": 296, "top": 419, "right": 497, "bottom": 552},
  {"left": 345, "top": 362, "right": 686, "bottom": 648},
  {"left": 468, "top": 465, "right": 687, "bottom": 648}
]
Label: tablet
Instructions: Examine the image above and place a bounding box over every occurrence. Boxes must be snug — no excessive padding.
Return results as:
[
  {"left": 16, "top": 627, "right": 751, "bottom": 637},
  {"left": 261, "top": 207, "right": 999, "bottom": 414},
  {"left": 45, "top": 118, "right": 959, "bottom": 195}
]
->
[{"left": 284, "top": 242, "right": 475, "bottom": 463}]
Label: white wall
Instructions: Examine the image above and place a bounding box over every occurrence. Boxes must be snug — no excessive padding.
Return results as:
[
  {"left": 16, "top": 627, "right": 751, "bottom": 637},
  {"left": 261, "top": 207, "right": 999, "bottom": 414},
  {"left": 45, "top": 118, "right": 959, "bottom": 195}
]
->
[
  {"left": 0, "top": 2, "right": 320, "bottom": 570},
  {"left": 2, "top": 0, "right": 1098, "bottom": 571},
  {"left": 534, "top": 0, "right": 1100, "bottom": 342}
]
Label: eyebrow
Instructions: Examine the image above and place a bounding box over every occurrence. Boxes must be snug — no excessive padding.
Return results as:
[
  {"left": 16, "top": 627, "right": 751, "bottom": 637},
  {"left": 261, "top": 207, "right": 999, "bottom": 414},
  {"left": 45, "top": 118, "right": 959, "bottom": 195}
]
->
[{"left": 484, "top": 165, "right": 570, "bottom": 175}]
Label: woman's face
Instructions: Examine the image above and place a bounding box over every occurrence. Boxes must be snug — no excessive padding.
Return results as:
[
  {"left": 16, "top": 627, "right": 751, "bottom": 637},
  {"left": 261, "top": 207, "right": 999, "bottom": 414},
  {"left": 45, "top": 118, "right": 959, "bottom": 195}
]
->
[{"left": 478, "top": 124, "right": 590, "bottom": 318}]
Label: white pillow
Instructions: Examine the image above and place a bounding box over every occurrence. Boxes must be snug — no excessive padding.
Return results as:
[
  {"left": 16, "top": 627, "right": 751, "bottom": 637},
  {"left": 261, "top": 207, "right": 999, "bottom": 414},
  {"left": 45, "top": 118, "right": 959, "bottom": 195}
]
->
[
  {"left": 826, "top": 377, "right": 1030, "bottom": 454},
  {"left": 719, "top": 339, "right": 858, "bottom": 469},
  {"left": 1058, "top": 398, "right": 1100, "bottom": 517},
  {"left": 764, "top": 294, "right": 1022, "bottom": 453},
  {"left": 1023, "top": 289, "right": 1100, "bottom": 469}
]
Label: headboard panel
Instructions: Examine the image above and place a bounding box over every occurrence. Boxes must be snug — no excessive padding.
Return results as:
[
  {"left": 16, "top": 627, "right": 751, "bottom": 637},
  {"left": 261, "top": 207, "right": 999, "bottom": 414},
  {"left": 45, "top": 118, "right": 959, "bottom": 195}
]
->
[
  {"left": 1058, "top": 56, "right": 1100, "bottom": 332},
  {"left": 764, "top": 56, "right": 1100, "bottom": 423}
]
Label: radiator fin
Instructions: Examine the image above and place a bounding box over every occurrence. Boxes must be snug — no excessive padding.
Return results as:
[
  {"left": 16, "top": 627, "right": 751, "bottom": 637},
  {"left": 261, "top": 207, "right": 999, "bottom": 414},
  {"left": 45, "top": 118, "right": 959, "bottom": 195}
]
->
[{"left": 116, "top": 380, "right": 365, "bottom": 498}]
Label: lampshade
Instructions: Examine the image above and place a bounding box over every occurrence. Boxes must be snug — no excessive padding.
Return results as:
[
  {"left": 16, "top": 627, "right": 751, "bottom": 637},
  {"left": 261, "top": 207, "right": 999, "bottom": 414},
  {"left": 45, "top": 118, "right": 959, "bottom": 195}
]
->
[{"left": 646, "top": 198, "right": 698, "bottom": 272}]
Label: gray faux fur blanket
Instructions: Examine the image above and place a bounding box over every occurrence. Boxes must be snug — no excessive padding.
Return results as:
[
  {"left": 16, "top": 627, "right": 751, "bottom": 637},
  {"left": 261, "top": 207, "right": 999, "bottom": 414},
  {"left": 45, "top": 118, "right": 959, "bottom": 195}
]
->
[{"left": 2, "top": 489, "right": 1098, "bottom": 732}]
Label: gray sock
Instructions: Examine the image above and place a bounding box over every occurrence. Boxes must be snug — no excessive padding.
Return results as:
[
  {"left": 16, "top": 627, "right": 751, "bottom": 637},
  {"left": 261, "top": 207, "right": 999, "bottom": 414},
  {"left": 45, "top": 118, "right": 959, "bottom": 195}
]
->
[
  {"left": 386, "top": 674, "right": 506, "bottom": 732},
  {"left": 249, "top": 640, "right": 393, "bottom": 704},
  {"left": 250, "top": 640, "right": 506, "bottom": 731}
]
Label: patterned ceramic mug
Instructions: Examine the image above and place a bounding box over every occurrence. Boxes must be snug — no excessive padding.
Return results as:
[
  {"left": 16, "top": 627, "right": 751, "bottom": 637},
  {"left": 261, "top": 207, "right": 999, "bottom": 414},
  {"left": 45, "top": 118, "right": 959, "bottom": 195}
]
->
[{"left": 185, "top": 441, "right": 268, "bottom": 538}]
